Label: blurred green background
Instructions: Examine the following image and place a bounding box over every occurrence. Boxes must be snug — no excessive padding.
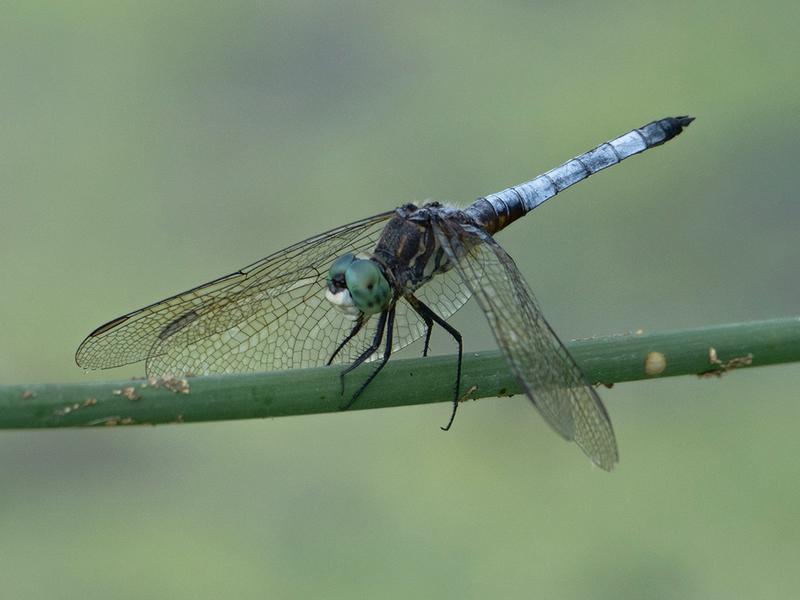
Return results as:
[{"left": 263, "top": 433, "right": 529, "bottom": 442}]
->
[{"left": 2, "top": 1, "right": 799, "bottom": 598}]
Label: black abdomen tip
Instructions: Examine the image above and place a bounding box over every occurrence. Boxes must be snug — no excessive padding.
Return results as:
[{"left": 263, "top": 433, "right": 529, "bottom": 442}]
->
[
  {"left": 665, "top": 115, "right": 695, "bottom": 133},
  {"left": 645, "top": 115, "right": 695, "bottom": 145}
]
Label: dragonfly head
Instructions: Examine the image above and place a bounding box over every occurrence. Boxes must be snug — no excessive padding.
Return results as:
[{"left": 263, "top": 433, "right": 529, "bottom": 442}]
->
[{"left": 325, "top": 253, "right": 391, "bottom": 318}]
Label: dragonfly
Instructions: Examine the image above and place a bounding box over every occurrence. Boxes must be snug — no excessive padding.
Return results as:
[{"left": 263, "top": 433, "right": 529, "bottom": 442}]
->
[{"left": 76, "top": 115, "right": 694, "bottom": 470}]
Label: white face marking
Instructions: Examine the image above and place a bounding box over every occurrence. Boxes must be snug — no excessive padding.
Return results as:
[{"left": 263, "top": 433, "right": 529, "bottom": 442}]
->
[{"left": 325, "top": 288, "right": 361, "bottom": 320}]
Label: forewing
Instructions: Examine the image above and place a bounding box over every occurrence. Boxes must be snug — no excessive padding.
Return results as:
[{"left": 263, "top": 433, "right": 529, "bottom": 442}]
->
[
  {"left": 146, "top": 244, "right": 474, "bottom": 375},
  {"left": 433, "top": 220, "right": 618, "bottom": 470},
  {"left": 76, "top": 211, "right": 395, "bottom": 374}
]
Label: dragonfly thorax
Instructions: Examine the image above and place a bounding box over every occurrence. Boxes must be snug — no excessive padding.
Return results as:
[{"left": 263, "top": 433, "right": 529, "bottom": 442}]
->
[{"left": 325, "top": 253, "right": 391, "bottom": 318}]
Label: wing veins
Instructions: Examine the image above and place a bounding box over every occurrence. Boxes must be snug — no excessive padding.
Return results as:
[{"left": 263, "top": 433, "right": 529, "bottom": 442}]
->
[{"left": 432, "top": 219, "right": 618, "bottom": 470}]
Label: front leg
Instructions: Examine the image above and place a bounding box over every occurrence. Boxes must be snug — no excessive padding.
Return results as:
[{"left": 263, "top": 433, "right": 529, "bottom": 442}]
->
[
  {"left": 327, "top": 315, "right": 366, "bottom": 366},
  {"left": 338, "top": 310, "right": 387, "bottom": 397},
  {"left": 340, "top": 306, "right": 396, "bottom": 410}
]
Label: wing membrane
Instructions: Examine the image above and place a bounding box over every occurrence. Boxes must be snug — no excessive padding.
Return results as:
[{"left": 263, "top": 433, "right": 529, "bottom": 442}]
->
[
  {"left": 76, "top": 209, "right": 474, "bottom": 376},
  {"left": 434, "top": 220, "right": 618, "bottom": 470},
  {"left": 76, "top": 212, "right": 394, "bottom": 373}
]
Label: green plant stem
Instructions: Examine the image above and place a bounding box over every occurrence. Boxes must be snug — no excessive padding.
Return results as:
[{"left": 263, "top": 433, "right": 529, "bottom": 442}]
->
[{"left": 1, "top": 317, "right": 798, "bottom": 429}]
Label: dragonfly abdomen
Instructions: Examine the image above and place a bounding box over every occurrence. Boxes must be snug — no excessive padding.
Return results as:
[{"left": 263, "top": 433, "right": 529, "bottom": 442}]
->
[{"left": 465, "top": 116, "right": 694, "bottom": 235}]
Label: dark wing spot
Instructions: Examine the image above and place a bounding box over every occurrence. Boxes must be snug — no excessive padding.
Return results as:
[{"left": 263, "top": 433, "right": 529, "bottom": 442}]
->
[
  {"left": 88, "top": 314, "right": 131, "bottom": 337},
  {"left": 158, "top": 310, "right": 199, "bottom": 340}
]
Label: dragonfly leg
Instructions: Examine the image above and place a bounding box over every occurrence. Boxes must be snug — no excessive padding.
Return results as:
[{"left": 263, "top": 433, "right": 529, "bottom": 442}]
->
[
  {"left": 340, "top": 307, "right": 395, "bottom": 410},
  {"left": 326, "top": 316, "right": 365, "bottom": 366},
  {"left": 420, "top": 311, "right": 434, "bottom": 357},
  {"left": 407, "top": 295, "right": 463, "bottom": 431},
  {"left": 339, "top": 310, "right": 386, "bottom": 379}
]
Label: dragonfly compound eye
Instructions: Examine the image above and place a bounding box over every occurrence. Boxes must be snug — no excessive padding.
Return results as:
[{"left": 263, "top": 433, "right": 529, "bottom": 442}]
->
[
  {"left": 345, "top": 259, "right": 391, "bottom": 315},
  {"left": 327, "top": 253, "right": 356, "bottom": 291}
]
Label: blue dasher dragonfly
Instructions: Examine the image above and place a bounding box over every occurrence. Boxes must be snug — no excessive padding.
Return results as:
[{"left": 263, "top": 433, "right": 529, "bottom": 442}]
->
[{"left": 76, "top": 116, "right": 693, "bottom": 470}]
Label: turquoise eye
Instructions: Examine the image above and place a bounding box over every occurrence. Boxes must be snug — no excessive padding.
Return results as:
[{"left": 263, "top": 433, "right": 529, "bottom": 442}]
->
[
  {"left": 345, "top": 259, "right": 391, "bottom": 315},
  {"left": 327, "top": 253, "right": 356, "bottom": 288}
]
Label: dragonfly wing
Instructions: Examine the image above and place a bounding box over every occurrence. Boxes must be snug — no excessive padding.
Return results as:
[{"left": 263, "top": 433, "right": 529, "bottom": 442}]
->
[
  {"left": 76, "top": 211, "right": 397, "bottom": 374},
  {"left": 433, "top": 219, "right": 618, "bottom": 470}
]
